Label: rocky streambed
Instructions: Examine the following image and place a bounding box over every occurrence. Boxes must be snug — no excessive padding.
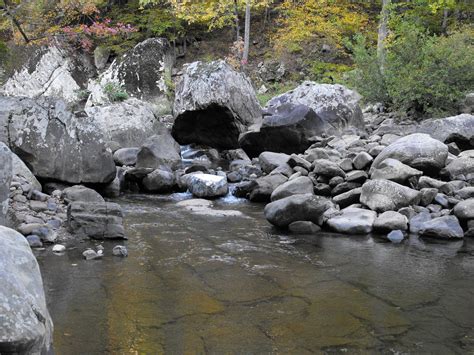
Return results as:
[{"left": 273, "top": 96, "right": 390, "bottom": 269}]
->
[
  {"left": 0, "top": 37, "right": 473, "bottom": 353},
  {"left": 38, "top": 193, "right": 474, "bottom": 354}
]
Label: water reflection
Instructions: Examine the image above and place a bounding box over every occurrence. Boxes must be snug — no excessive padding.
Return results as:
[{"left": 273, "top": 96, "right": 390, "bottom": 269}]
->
[{"left": 37, "top": 194, "right": 474, "bottom": 354}]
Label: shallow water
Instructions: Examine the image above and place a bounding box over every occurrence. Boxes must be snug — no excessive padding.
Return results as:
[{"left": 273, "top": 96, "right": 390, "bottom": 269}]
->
[{"left": 37, "top": 194, "right": 474, "bottom": 354}]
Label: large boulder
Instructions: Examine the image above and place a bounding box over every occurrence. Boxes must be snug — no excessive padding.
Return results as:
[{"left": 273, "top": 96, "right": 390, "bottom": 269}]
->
[
  {"left": 142, "top": 169, "right": 176, "bottom": 192},
  {"left": 239, "top": 82, "right": 364, "bottom": 157},
  {"left": 360, "top": 179, "right": 421, "bottom": 212},
  {"left": 417, "top": 114, "right": 474, "bottom": 149},
  {"left": 62, "top": 185, "right": 105, "bottom": 204},
  {"left": 371, "top": 133, "right": 448, "bottom": 174},
  {"left": 453, "top": 198, "right": 474, "bottom": 220},
  {"left": 0, "top": 96, "right": 116, "bottom": 184},
  {"left": 270, "top": 176, "right": 314, "bottom": 201},
  {"left": 373, "top": 114, "right": 474, "bottom": 149},
  {"left": 11, "top": 152, "right": 42, "bottom": 191},
  {"left": 419, "top": 215, "right": 464, "bottom": 239},
  {"left": 0, "top": 225, "right": 53, "bottom": 354},
  {"left": 326, "top": 207, "right": 377, "bottom": 234},
  {"left": 172, "top": 60, "right": 261, "bottom": 149},
  {"left": 259, "top": 152, "right": 290, "bottom": 174},
  {"left": 135, "top": 128, "right": 181, "bottom": 169},
  {"left": 249, "top": 173, "right": 288, "bottom": 202},
  {"left": 0, "top": 142, "right": 12, "bottom": 226},
  {"left": 188, "top": 174, "right": 228, "bottom": 198},
  {"left": 85, "top": 99, "right": 164, "bottom": 148},
  {"left": 67, "top": 202, "right": 126, "bottom": 240},
  {"left": 264, "top": 193, "right": 333, "bottom": 228},
  {"left": 441, "top": 156, "right": 474, "bottom": 180},
  {"left": 370, "top": 158, "right": 423, "bottom": 183},
  {"left": 1, "top": 45, "right": 92, "bottom": 102},
  {"left": 87, "top": 38, "right": 174, "bottom": 110}
]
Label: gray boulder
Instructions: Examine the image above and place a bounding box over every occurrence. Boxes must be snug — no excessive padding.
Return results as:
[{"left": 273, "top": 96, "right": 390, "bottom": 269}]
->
[
  {"left": 1, "top": 45, "right": 90, "bottom": 102},
  {"left": 419, "top": 215, "right": 464, "bottom": 239},
  {"left": 87, "top": 38, "right": 174, "bottom": 109},
  {"left": 453, "top": 198, "right": 474, "bottom": 220},
  {"left": 62, "top": 185, "right": 105, "bottom": 204},
  {"left": 11, "top": 152, "right": 42, "bottom": 191},
  {"left": 142, "top": 169, "right": 176, "bottom": 192},
  {"left": 370, "top": 133, "right": 448, "bottom": 174},
  {"left": 352, "top": 152, "right": 373, "bottom": 170},
  {"left": 239, "top": 82, "right": 364, "bottom": 157},
  {"left": 188, "top": 174, "right": 228, "bottom": 198},
  {"left": 0, "top": 143, "right": 12, "bottom": 226},
  {"left": 249, "top": 174, "right": 287, "bottom": 202},
  {"left": 264, "top": 193, "right": 333, "bottom": 228},
  {"left": 0, "top": 225, "right": 53, "bottom": 354},
  {"left": 0, "top": 96, "right": 116, "bottom": 184},
  {"left": 370, "top": 158, "right": 423, "bottom": 183},
  {"left": 259, "top": 152, "right": 290, "bottom": 174},
  {"left": 270, "top": 176, "right": 314, "bottom": 201},
  {"left": 67, "top": 202, "right": 126, "bottom": 240},
  {"left": 113, "top": 147, "right": 140, "bottom": 166},
  {"left": 360, "top": 179, "right": 421, "bottom": 212},
  {"left": 136, "top": 128, "right": 181, "bottom": 169},
  {"left": 333, "top": 188, "right": 362, "bottom": 209},
  {"left": 373, "top": 211, "right": 408, "bottom": 231},
  {"left": 326, "top": 207, "right": 377, "bottom": 234},
  {"left": 85, "top": 99, "right": 164, "bottom": 148},
  {"left": 172, "top": 60, "right": 261, "bottom": 149},
  {"left": 312, "top": 159, "right": 346, "bottom": 178},
  {"left": 441, "top": 156, "right": 474, "bottom": 180}
]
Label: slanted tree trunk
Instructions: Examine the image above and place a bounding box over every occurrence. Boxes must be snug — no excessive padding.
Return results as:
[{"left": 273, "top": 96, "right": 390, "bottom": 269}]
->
[
  {"left": 242, "top": 0, "right": 250, "bottom": 65},
  {"left": 377, "top": 0, "right": 390, "bottom": 74},
  {"left": 1, "top": 0, "right": 30, "bottom": 43}
]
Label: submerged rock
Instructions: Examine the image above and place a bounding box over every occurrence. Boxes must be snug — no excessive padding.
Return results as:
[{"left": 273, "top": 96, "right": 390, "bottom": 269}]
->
[
  {"left": 288, "top": 221, "right": 321, "bottom": 234},
  {"left": 172, "top": 60, "right": 261, "bottom": 149},
  {"left": 0, "top": 225, "right": 53, "bottom": 354}
]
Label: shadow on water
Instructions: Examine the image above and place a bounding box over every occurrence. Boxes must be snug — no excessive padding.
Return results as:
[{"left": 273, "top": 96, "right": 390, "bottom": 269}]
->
[{"left": 36, "top": 193, "right": 474, "bottom": 354}]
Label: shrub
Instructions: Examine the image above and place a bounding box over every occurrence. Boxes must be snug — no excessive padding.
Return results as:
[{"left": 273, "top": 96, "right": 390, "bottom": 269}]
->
[
  {"left": 348, "top": 26, "right": 474, "bottom": 117},
  {"left": 103, "top": 82, "right": 129, "bottom": 102}
]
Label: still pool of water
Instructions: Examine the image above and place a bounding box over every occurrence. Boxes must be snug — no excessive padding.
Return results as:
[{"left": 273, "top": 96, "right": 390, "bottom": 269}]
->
[{"left": 37, "top": 194, "right": 474, "bottom": 354}]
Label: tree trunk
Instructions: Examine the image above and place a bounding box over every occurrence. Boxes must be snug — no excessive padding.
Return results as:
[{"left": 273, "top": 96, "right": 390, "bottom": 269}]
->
[
  {"left": 441, "top": 8, "right": 449, "bottom": 33},
  {"left": 377, "top": 0, "right": 390, "bottom": 74},
  {"left": 233, "top": 0, "right": 240, "bottom": 41},
  {"left": 242, "top": 0, "right": 250, "bottom": 65},
  {"left": 1, "top": 0, "right": 30, "bottom": 44}
]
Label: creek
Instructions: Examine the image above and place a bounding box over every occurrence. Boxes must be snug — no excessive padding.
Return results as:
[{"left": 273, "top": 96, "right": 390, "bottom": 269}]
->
[{"left": 37, "top": 192, "right": 474, "bottom": 354}]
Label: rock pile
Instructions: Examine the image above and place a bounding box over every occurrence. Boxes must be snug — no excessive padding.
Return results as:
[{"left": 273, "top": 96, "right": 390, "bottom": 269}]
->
[{"left": 233, "top": 115, "right": 474, "bottom": 240}]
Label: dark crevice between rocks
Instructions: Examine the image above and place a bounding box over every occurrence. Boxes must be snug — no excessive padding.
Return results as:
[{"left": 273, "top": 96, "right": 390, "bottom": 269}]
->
[{"left": 172, "top": 104, "right": 241, "bottom": 150}]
